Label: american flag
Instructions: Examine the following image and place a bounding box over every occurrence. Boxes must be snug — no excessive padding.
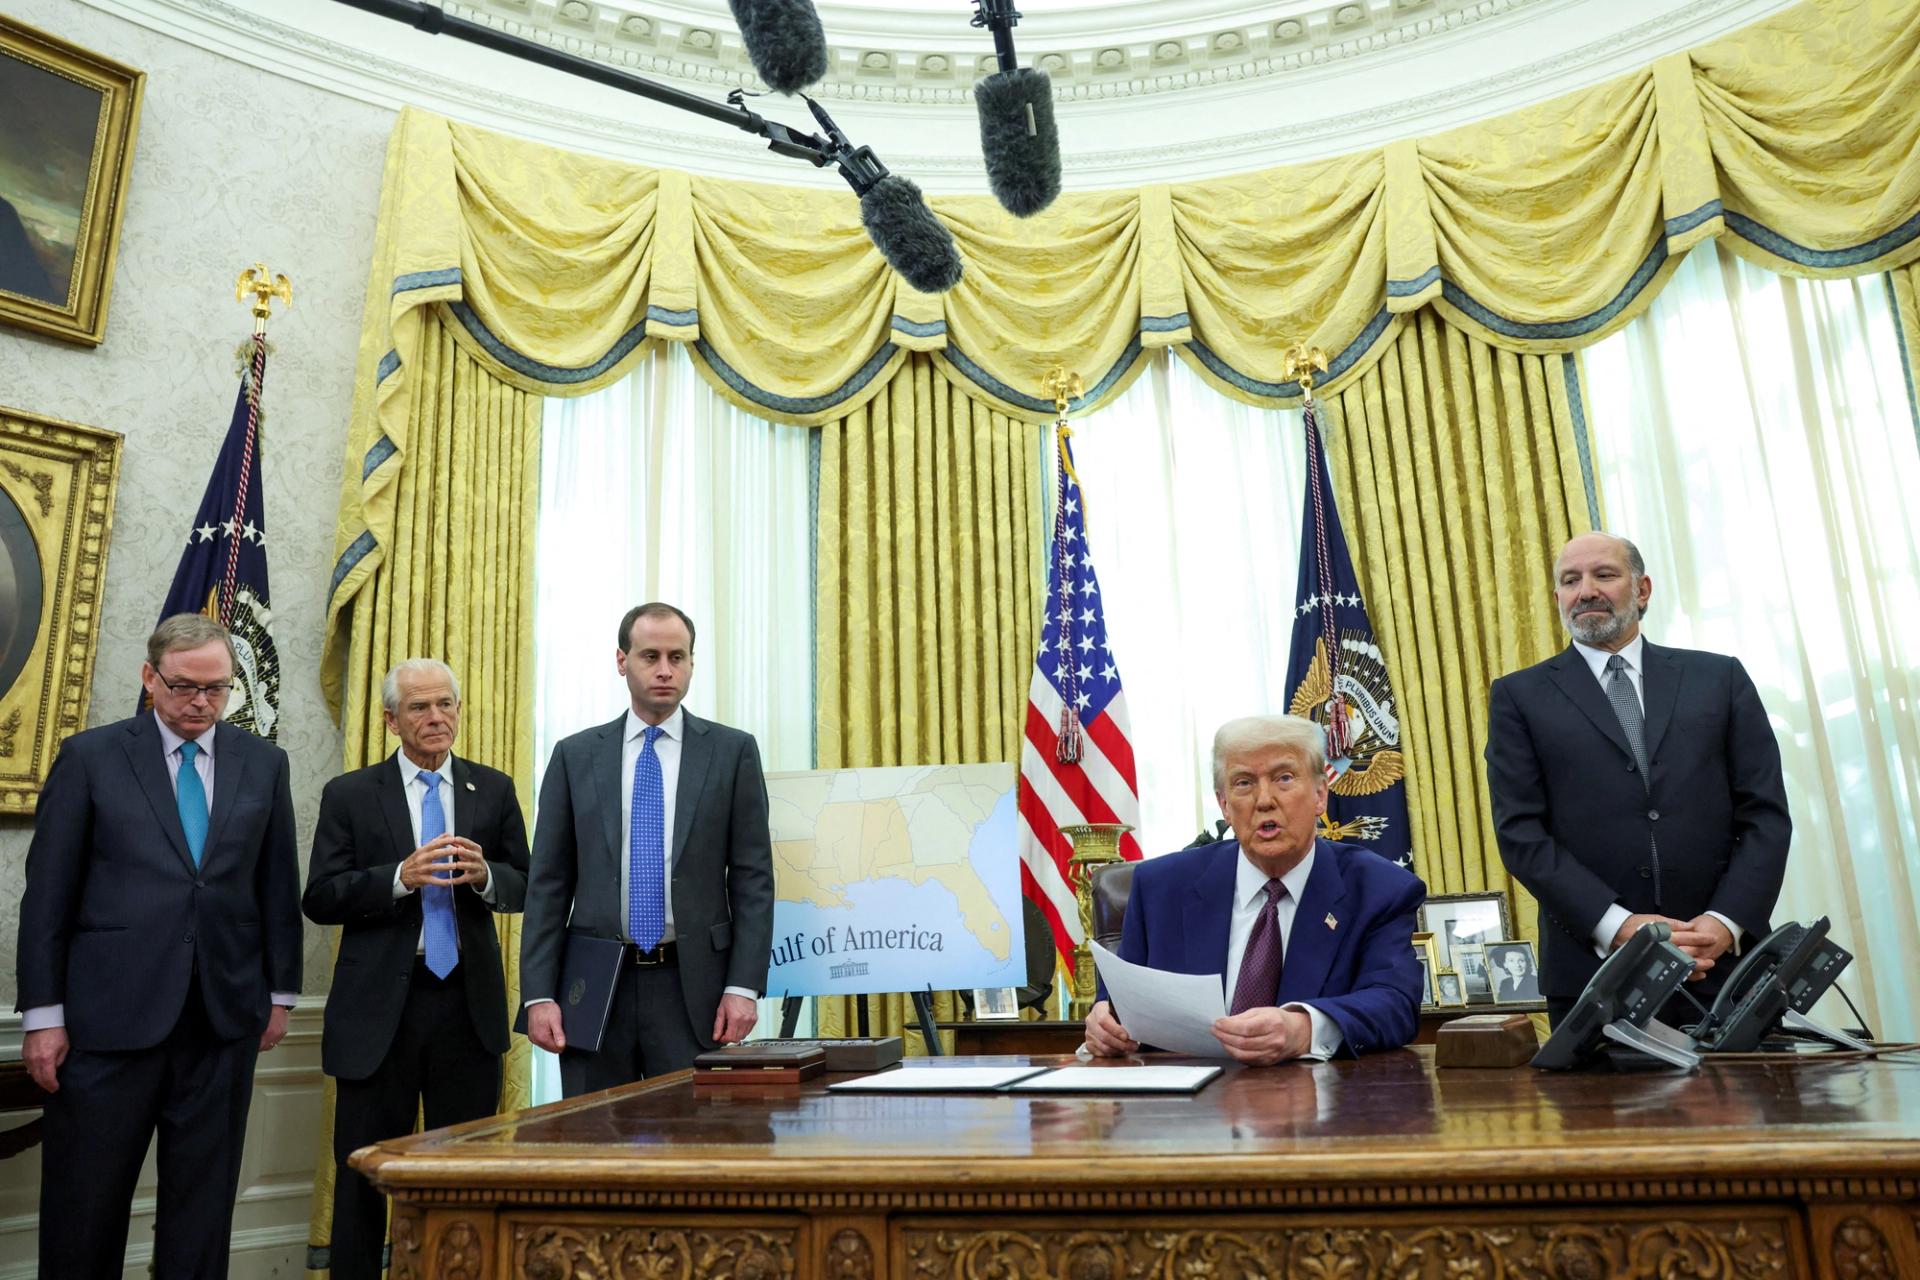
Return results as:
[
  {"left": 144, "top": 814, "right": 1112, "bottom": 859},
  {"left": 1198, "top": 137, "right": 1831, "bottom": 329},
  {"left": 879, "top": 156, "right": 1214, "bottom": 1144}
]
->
[{"left": 1017, "top": 429, "right": 1142, "bottom": 974}]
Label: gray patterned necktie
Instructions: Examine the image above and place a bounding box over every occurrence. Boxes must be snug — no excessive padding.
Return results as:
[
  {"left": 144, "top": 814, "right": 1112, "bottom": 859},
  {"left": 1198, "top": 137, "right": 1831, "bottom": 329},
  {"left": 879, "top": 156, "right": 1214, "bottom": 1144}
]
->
[
  {"left": 1605, "top": 654, "right": 1648, "bottom": 775},
  {"left": 1606, "top": 653, "right": 1661, "bottom": 903}
]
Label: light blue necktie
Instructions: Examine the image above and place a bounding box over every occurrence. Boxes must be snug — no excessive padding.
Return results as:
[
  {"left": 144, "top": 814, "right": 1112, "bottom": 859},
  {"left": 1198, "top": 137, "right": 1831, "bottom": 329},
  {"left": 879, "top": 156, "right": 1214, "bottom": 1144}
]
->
[
  {"left": 419, "top": 770, "right": 458, "bottom": 978},
  {"left": 176, "top": 741, "right": 209, "bottom": 867},
  {"left": 629, "top": 726, "right": 666, "bottom": 951}
]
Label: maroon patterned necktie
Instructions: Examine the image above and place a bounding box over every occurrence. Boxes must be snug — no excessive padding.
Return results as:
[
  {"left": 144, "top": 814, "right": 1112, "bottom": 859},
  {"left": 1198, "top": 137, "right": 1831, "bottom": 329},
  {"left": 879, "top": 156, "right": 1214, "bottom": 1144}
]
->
[{"left": 1229, "top": 879, "right": 1288, "bottom": 1014}]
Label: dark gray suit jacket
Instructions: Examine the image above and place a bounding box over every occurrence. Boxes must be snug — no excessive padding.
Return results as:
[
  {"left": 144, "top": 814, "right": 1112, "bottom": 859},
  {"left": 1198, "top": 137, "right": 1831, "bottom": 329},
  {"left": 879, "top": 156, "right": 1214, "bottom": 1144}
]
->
[
  {"left": 520, "top": 710, "right": 773, "bottom": 1048},
  {"left": 1485, "top": 641, "right": 1791, "bottom": 998},
  {"left": 302, "top": 754, "right": 529, "bottom": 1081},
  {"left": 17, "top": 714, "right": 303, "bottom": 1049}
]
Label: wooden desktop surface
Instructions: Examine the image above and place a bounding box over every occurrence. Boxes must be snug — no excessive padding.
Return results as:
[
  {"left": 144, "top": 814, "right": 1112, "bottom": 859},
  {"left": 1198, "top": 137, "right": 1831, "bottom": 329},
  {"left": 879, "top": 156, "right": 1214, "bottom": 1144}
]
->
[{"left": 356, "top": 1047, "right": 1920, "bottom": 1279}]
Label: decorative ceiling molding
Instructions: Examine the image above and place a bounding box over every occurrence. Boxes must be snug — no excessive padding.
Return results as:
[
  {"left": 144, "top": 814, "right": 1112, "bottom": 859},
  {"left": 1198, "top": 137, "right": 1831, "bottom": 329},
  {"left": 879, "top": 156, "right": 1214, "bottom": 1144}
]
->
[
  {"left": 442, "top": 0, "right": 1555, "bottom": 106},
  {"left": 80, "top": 0, "right": 1798, "bottom": 190}
]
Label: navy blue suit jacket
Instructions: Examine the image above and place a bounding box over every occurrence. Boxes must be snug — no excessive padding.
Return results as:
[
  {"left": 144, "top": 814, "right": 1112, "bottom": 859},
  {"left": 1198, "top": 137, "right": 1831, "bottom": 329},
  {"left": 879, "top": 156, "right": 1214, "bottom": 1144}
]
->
[
  {"left": 17, "top": 714, "right": 303, "bottom": 1050},
  {"left": 1112, "top": 837, "right": 1426, "bottom": 1056},
  {"left": 1486, "top": 642, "right": 1790, "bottom": 998}
]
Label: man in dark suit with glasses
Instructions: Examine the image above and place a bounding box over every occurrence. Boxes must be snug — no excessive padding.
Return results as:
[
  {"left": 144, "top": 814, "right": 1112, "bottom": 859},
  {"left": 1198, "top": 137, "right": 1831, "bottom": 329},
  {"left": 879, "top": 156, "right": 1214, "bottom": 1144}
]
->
[{"left": 18, "top": 613, "right": 302, "bottom": 1279}]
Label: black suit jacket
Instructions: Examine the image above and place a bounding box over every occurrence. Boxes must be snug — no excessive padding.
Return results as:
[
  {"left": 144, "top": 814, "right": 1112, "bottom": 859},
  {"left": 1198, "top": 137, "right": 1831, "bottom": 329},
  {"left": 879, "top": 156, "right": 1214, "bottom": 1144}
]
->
[
  {"left": 17, "top": 714, "right": 303, "bottom": 1049},
  {"left": 521, "top": 710, "right": 773, "bottom": 1048},
  {"left": 1485, "top": 641, "right": 1791, "bottom": 998},
  {"left": 303, "top": 754, "right": 530, "bottom": 1081}
]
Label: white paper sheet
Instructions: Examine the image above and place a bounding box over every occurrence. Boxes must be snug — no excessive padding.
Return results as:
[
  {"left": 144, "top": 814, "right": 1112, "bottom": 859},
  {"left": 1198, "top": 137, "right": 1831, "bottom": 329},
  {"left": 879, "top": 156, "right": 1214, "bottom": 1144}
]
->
[
  {"left": 1090, "top": 940, "right": 1230, "bottom": 1058},
  {"left": 825, "top": 1065, "right": 1049, "bottom": 1091},
  {"left": 1009, "top": 1065, "right": 1222, "bottom": 1093}
]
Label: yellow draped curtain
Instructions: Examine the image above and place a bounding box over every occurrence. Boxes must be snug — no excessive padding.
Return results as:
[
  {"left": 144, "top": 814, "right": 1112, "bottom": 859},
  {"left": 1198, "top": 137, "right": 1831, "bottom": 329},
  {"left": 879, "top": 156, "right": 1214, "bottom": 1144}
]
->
[
  {"left": 811, "top": 354, "right": 1045, "bottom": 1047},
  {"left": 306, "top": 313, "right": 541, "bottom": 1270},
  {"left": 1322, "top": 314, "right": 1598, "bottom": 925}
]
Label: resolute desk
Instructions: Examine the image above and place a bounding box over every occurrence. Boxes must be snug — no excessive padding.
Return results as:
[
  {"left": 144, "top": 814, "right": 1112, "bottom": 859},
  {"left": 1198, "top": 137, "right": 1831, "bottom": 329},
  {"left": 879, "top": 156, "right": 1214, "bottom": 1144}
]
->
[{"left": 353, "top": 1049, "right": 1920, "bottom": 1279}]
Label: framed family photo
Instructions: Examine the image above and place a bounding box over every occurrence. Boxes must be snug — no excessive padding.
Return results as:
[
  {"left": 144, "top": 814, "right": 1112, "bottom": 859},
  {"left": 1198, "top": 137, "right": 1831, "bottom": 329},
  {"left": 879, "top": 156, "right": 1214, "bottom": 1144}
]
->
[
  {"left": 1419, "top": 892, "right": 1513, "bottom": 999},
  {"left": 0, "top": 17, "right": 145, "bottom": 346},
  {"left": 970, "top": 986, "right": 1020, "bottom": 1020},
  {"left": 1485, "top": 940, "right": 1542, "bottom": 1005},
  {"left": 1433, "top": 969, "right": 1467, "bottom": 1008}
]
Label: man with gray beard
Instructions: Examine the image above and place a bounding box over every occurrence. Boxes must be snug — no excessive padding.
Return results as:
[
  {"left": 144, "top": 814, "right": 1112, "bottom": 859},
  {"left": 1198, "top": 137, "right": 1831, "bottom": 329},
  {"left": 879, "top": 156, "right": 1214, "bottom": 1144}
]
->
[{"left": 1484, "top": 532, "right": 1790, "bottom": 1027}]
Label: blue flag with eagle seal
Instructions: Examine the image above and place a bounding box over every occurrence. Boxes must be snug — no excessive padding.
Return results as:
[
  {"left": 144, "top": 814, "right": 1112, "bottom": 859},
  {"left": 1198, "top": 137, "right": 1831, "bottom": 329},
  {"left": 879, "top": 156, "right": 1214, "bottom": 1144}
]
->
[
  {"left": 144, "top": 334, "right": 281, "bottom": 739},
  {"left": 1282, "top": 400, "right": 1412, "bottom": 868}
]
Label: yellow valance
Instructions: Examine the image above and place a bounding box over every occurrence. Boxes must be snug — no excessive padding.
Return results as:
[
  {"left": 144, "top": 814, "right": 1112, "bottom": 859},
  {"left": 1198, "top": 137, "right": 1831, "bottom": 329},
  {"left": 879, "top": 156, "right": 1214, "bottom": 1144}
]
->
[{"left": 325, "top": 0, "right": 1920, "bottom": 709}]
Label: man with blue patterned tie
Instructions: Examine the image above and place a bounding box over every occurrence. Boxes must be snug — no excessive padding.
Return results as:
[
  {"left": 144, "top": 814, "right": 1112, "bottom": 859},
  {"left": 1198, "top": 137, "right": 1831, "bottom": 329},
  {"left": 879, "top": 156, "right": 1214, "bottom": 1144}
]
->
[
  {"left": 17, "top": 614, "right": 303, "bottom": 1279},
  {"left": 522, "top": 603, "right": 774, "bottom": 1097},
  {"left": 303, "top": 658, "right": 529, "bottom": 1280},
  {"left": 1486, "top": 532, "right": 1791, "bottom": 1026}
]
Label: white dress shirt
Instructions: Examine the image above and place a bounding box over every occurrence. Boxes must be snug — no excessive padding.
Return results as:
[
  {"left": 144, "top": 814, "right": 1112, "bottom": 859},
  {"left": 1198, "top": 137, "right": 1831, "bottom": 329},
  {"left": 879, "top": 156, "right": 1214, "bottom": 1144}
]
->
[
  {"left": 388, "top": 748, "right": 497, "bottom": 951},
  {"left": 24, "top": 712, "right": 294, "bottom": 1033},
  {"left": 1220, "top": 846, "right": 1343, "bottom": 1060},
  {"left": 1570, "top": 636, "right": 1741, "bottom": 957}
]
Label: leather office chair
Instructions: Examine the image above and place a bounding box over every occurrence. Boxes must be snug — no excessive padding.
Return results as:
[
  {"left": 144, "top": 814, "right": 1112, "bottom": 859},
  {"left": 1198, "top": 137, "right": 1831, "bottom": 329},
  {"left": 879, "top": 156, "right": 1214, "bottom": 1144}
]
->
[{"left": 1090, "top": 860, "right": 1137, "bottom": 954}]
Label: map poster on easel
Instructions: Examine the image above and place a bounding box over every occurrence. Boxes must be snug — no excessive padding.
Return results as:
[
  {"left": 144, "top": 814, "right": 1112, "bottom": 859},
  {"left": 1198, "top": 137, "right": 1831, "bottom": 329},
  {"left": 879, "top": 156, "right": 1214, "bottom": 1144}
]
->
[{"left": 764, "top": 763, "right": 1026, "bottom": 998}]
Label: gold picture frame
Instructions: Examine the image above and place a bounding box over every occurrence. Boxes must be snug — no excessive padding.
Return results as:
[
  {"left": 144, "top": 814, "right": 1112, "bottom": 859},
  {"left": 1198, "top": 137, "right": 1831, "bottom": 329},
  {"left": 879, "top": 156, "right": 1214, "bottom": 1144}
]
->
[
  {"left": 0, "top": 16, "right": 145, "bottom": 346},
  {"left": 0, "top": 404, "right": 122, "bottom": 813},
  {"left": 1411, "top": 930, "right": 1440, "bottom": 1006}
]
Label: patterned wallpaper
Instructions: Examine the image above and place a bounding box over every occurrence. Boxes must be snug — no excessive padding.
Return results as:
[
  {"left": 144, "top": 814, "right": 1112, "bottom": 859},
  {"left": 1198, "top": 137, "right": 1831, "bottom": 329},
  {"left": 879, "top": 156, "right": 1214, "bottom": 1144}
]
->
[{"left": 0, "top": 0, "right": 397, "bottom": 1000}]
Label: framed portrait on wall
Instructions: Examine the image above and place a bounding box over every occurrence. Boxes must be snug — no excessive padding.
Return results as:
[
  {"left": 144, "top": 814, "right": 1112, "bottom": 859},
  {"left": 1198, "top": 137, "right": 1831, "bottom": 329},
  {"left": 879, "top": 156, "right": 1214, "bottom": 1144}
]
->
[
  {"left": 0, "top": 17, "right": 145, "bottom": 346},
  {"left": 0, "top": 404, "right": 122, "bottom": 813}
]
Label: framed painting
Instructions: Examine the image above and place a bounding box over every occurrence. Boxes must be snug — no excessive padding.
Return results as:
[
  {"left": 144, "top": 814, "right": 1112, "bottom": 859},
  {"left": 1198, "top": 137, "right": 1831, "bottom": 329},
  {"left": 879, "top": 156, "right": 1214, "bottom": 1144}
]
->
[
  {"left": 0, "top": 404, "right": 122, "bottom": 813},
  {"left": 0, "top": 17, "right": 145, "bottom": 346}
]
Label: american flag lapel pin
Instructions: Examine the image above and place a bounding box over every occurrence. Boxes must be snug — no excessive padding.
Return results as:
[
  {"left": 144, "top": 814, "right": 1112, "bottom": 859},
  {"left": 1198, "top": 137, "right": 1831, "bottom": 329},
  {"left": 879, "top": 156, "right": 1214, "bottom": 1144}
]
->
[{"left": 1325, "top": 913, "right": 1338, "bottom": 931}]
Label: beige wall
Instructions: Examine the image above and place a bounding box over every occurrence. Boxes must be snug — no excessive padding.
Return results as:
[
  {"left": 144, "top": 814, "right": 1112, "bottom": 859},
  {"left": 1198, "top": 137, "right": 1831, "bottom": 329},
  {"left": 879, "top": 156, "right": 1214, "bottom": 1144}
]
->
[{"left": 0, "top": 1, "right": 395, "bottom": 1271}]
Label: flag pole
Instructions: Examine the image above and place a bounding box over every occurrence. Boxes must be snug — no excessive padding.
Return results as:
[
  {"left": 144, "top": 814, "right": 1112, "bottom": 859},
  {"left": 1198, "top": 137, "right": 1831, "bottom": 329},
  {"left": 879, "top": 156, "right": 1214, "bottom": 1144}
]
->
[{"left": 216, "top": 265, "right": 290, "bottom": 627}]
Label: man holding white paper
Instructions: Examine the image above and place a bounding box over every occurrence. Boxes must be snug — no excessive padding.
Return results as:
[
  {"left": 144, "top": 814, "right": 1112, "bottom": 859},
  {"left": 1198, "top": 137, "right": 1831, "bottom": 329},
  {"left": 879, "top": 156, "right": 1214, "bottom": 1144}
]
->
[{"left": 1085, "top": 715, "right": 1426, "bottom": 1063}]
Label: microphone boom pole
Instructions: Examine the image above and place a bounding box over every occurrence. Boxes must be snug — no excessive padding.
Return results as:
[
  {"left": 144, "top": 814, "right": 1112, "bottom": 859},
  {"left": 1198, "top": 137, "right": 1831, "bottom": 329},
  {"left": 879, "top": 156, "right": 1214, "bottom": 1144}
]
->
[{"left": 327, "top": 0, "right": 962, "bottom": 288}]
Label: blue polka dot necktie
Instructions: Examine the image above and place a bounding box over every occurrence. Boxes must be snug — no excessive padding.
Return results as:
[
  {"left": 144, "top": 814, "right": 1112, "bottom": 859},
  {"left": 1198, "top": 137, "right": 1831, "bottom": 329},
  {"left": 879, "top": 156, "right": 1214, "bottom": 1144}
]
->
[
  {"left": 629, "top": 725, "right": 666, "bottom": 951},
  {"left": 176, "top": 741, "right": 209, "bottom": 867},
  {"left": 419, "top": 770, "right": 458, "bottom": 978}
]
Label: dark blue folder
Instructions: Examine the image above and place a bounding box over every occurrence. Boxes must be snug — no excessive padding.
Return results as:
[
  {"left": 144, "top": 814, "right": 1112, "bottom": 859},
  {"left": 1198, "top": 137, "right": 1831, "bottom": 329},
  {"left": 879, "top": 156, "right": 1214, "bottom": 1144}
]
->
[{"left": 514, "top": 932, "right": 625, "bottom": 1053}]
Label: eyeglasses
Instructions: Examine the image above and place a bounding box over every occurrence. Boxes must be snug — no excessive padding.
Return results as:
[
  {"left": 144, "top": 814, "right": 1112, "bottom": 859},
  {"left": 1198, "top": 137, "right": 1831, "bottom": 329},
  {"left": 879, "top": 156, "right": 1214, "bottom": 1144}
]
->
[{"left": 156, "top": 676, "right": 234, "bottom": 701}]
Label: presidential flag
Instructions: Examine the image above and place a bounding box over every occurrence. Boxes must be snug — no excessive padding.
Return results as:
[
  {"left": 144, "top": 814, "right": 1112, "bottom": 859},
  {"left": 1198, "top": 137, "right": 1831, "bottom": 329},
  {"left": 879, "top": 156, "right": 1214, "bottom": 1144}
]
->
[
  {"left": 147, "top": 333, "right": 282, "bottom": 739},
  {"left": 1017, "top": 429, "right": 1143, "bottom": 973},
  {"left": 1283, "top": 400, "right": 1412, "bottom": 867}
]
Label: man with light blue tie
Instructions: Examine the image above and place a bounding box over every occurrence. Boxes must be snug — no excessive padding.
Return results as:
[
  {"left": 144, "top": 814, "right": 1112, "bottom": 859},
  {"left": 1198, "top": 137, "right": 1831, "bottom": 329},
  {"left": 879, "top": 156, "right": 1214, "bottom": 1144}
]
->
[
  {"left": 303, "top": 658, "right": 528, "bottom": 1279},
  {"left": 521, "top": 602, "right": 774, "bottom": 1096},
  {"left": 17, "top": 614, "right": 302, "bottom": 1279}
]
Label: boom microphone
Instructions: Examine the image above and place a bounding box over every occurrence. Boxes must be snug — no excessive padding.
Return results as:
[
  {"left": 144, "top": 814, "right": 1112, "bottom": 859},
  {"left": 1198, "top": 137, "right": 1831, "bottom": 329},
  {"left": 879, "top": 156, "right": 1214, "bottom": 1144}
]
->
[
  {"left": 972, "top": 0, "right": 1062, "bottom": 217},
  {"left": 860, "top": 176, "right": 966, "bottom": 294},
  {"left": 324, "top": 0, "right": 961, "bottom": 290},
  {"left": 727, "top": 0, "right": 829, "bottom": 95},
  {"left": 804, "top": 98, "right": 965, "bottom": 294}
]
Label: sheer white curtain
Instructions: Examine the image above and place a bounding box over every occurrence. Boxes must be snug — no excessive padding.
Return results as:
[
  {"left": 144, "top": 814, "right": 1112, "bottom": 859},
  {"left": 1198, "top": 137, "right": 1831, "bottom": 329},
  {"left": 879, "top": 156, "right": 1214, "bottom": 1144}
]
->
[
  {"left": 1057, "top": 352, "right": 1311, "bottom": 857},
  {"left": 530, "top": 343, "right": 815, "bottom": 1098},
  {"left": 1585, "top": 244, "right": 1920, "bottom": 1039}
]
